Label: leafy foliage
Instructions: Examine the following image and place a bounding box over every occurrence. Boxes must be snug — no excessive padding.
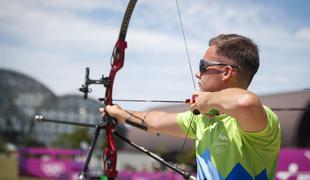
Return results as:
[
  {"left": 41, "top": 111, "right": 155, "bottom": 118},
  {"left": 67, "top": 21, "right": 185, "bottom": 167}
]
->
[{"left": 52, "top": 127, "right": 91, "bottom": 149}]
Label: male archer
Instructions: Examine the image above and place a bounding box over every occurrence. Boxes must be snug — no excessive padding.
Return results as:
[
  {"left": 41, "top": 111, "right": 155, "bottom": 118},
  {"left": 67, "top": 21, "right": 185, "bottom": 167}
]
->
[{"left": 101, "top": 34, "right": 281, "bottom": 179}]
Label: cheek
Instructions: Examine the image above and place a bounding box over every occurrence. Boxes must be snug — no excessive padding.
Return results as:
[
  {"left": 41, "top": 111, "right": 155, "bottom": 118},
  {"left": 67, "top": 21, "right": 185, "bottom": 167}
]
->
[
  {"left": 199, "top": 76, "right": 209, "bottom": 89},
  {"left": 199, "top": 75, "right": 220, "bottom": 91},
  {"left": 200, "top": 75, "right": 214, "bottom": 84}
]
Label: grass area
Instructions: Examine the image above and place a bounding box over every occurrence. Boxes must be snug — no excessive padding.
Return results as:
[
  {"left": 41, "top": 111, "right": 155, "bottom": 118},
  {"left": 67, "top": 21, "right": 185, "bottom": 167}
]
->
[
  {"left": 0, "top": 156, "right": 48, "bottom": 180},
  {"left": 0, "top": 155, "right": 18, "bottom": 178}
]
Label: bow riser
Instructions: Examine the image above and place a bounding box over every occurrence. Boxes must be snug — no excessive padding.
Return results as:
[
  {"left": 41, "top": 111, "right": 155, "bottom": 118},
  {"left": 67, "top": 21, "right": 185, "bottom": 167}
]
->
[
  {"left": 103, "top": 40, "right": 127, "bottom": 179},
  {"left": 103, "top": 122, "right": 118, "bottom": 178},
  {"left": 104, "top": 40, "right": 127, "bottom": 106}
]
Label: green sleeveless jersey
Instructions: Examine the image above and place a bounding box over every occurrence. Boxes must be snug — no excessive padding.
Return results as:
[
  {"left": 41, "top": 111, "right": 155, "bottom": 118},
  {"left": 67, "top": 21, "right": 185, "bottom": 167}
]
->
[{"left": 177, "top": 106, "right": 281, "bottom": 179}]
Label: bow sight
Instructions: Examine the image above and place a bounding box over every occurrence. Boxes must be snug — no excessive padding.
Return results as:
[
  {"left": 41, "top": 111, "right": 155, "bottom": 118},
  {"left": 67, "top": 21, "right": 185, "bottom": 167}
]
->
[{"left": 79, "top": 67, "right": 110, "bottom": 99}]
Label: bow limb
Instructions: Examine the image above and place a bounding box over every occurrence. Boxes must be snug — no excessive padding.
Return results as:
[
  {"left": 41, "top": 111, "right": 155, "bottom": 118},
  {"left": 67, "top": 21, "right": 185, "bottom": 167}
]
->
[{"left": 103, "top": 0, "right": 138, "bottom": 179}]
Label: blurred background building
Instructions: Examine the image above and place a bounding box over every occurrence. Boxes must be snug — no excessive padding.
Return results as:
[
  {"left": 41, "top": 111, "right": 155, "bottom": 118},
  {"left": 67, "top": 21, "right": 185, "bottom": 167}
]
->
[{"left": 0, "top": 69, "right": 104, "bottom": 147}]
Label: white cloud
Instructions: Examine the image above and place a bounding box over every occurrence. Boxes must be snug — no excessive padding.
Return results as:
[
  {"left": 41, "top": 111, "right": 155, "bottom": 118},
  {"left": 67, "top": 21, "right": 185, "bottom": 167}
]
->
[{"left": 295, "top": 28, "right": 310, "bottom": 41}]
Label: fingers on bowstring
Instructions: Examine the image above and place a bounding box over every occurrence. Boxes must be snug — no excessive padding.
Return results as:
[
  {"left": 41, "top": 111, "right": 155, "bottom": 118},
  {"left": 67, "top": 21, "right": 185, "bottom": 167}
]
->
[{"left": 191, "top": 92, "right": 200, "bottom": 103}]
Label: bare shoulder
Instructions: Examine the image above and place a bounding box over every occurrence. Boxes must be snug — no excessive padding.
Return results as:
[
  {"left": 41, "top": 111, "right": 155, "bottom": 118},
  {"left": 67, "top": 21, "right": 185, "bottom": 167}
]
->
[{"left": 232, "top": 90, "right": 267, "bottom": 132}]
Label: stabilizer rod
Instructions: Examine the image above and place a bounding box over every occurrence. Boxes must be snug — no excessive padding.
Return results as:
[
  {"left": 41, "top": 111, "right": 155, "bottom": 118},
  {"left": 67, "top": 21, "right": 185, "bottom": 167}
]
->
[{"left": 34, "top": 115, "right": 196, "bottom": 180}]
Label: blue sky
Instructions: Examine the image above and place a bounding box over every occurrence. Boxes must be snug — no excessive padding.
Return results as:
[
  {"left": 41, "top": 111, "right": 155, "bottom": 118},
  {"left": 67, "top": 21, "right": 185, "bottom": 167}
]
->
[{"left": 0, "top": 0, "right": 309, "bottom": 110}]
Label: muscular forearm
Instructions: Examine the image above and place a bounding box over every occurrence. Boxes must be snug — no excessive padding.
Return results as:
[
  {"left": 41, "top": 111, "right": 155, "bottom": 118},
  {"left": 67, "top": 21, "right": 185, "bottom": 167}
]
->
[
  {"left": 132, "top": 111, "right": 185, "bottom": 137},
  {"left": 106, "top": 107, "right": 184, "bottom": 137},
  {"left": 125, "top": 111, "right": 171, "bottom": 133}
]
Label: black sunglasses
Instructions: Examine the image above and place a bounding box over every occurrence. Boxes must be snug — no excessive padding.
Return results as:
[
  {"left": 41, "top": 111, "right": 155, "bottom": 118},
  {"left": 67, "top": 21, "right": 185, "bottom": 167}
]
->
[{"left": 199, "top": 59, "right": 240, "bottom": 73}]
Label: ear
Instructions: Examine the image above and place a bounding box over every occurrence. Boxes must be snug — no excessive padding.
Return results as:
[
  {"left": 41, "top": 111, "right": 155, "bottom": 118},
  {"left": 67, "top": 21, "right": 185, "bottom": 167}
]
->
[{"left": 221, "top": 66, "right": 233, "bottom": 81}]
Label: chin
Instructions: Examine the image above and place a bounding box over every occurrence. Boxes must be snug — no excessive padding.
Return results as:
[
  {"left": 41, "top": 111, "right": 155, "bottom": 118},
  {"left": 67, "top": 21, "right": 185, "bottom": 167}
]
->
[
  {"left": 203, "top": 87, "right": 219, "bottom": 92},
  {"left": 200, "top": 87, "right": 211, "bottom": 92}
]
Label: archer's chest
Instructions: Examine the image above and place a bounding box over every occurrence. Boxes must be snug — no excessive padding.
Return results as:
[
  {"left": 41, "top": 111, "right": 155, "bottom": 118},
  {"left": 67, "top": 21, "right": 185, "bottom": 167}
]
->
[{"left": 195, "top": 116, "right": 242, "bottom": 156}]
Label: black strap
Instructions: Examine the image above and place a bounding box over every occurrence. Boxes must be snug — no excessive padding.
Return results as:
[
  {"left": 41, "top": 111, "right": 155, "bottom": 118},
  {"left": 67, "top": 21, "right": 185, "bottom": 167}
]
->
[{"left": 125, "top": 119, "right": 148, "bottom": 131}]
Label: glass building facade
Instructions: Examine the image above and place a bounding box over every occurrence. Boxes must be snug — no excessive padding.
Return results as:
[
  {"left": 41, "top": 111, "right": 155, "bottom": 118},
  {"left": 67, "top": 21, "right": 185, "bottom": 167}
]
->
[{"left": 0, "top": 69, "right": 103, "bottom": 147}]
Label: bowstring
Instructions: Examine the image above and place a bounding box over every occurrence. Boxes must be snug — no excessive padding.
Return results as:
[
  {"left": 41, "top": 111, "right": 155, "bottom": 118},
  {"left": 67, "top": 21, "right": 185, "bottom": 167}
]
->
[
  {"left": 173, "top": 0, "right": 197, "bottom": 179},
  {"left": 176, "top": 0, "right": 197, "bottom": 92}
]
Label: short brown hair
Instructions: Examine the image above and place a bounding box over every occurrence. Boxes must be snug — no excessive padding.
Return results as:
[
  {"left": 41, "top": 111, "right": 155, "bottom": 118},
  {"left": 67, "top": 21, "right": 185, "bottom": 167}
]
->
[{"left": 209, "top": 34, "right": 259, "bottom": 87}]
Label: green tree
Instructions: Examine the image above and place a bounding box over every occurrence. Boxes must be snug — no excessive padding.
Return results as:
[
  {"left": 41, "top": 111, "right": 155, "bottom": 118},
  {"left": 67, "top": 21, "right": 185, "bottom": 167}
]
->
[{"left": 52, "top": 127, "right": 91, "bottom": 149}]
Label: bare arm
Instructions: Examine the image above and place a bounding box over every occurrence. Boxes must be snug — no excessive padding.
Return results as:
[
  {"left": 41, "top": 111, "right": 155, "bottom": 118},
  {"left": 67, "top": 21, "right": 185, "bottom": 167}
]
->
[
  {"left": 102, "top": 106, "right": 187, "bottom": 137},
  {"left": 192, "top": 88, "right": 267, "bottom": 132}
]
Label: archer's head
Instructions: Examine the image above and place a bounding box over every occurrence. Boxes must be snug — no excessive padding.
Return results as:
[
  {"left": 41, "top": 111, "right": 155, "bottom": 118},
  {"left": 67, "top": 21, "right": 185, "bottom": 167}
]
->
[{"left": 196, "top": 34, "right": 259, "bottom": 92}]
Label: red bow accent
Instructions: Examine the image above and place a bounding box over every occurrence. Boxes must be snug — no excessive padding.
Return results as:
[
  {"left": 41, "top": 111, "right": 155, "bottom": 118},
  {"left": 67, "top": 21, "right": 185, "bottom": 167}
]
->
[{"left": 102, "top": 1, "right": 137, "bottom": 179}]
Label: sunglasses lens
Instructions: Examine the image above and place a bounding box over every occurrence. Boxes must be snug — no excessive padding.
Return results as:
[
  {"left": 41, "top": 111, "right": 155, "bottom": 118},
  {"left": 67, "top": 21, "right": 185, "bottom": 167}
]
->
[{"left": 200, "top": 60, "right": 207, "bottom": 73}]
